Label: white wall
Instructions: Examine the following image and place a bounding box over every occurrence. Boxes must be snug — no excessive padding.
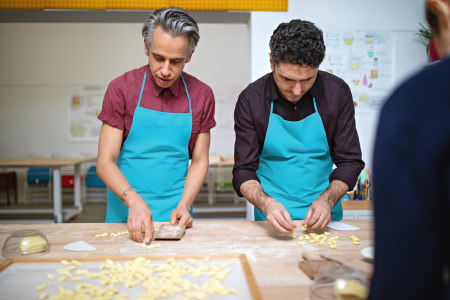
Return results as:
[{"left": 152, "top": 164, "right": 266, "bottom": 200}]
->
[
  {"left": 0, "top": 23, "right": 248, "bottom": 159},
  {"left": 250, "top": 0, "right": 430, "bottom": 170}
]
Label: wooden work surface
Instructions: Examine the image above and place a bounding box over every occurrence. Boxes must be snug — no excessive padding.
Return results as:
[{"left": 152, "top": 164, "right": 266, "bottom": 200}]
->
[
  {"left": 0, "top": 157, "right": 96, "bottom": 168},
  {"left": 0, "top": 220, "right": 373, "bottom": 300}
]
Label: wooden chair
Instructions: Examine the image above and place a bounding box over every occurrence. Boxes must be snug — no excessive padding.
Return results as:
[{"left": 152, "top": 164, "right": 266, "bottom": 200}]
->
[{"left": 0, "top": 171, "right": 17, "bottom": 206}]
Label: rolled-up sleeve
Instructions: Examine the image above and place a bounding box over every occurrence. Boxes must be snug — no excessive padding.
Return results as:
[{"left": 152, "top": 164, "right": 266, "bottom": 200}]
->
[
  {"left": 199, "top": 87, "right": 217, "bottom": 133},
  {"left": 328, "top": 84, "right": 365, "bottom": 190},
  {"left": 232, "top": 95, "right": 261, "bottom": 197},
  {"left": 98, "top": 82, "right": 126, "bottom": 130}
]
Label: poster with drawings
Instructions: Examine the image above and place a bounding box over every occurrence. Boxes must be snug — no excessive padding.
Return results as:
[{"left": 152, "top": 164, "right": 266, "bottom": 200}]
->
[
  {"left": 319, "top": 30, "right": 395, "bottom": 114},
  {"left": 67, "top": 85, "right": 106, "bottom": 141}
]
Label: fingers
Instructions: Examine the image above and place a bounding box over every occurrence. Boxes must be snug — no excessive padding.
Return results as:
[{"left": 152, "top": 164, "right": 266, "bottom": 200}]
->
[
  {"left": 306, "top": 208, "right": 321, "bottom": 229},
  {"left": 170, "top": 210, "right": 178, "bottom": 225},
  {"left": 177, "top": 211, "right": 193, "bottom": 228},
  {"left": 267, "top": 212, "right": 295, "bottom": 234},
  {"left": 143, "top": 215, "right": 152, "bottom": 244},
  {"left": 309, "top": 210, "right": 330, "bottom": 230},
  {"left": 282, "top": 209, "right": 297, "bottom": 228},
  {"left": 303, "top": 208, "right": 313, "bottom": 226}
]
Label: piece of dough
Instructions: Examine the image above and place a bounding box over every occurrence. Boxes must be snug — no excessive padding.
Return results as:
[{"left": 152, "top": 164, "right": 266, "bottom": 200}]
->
[
  {"left": 36, "top": 284, "right": 47, "bottom": 291},
  {"left": 20, "top": 236, "right": 47, "bottom": 254}
]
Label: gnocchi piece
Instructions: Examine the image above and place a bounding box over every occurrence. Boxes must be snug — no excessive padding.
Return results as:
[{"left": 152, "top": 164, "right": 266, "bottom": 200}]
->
[
  {"left": 166, "top": 257, "right": 175, "bottom": 264},
  {"left": 154, "top": 244, "right": 161, "bottom": 248},
  {"left": 39, "top": 293, "right": 49, "bottom": 300},
  {"left": 220, "top": 263, "right": 225, "bottom": 269},
  {"left": 352, "top": 241, "right": 360, "bottom": 245},
  {"left": 204, "top": 256, "right": 210, "bottom": 263},
  {"left": 141, "top": 244, "right": 147, "bottom": 248},
  {"left": 324, "top": 231, "right": 330, "bottom": 236},
  {"left": 113, "top": 234, "right": 118, "bottom": 237},
  {"left": 60, "top": 260, "right": 71, "bottom": 266},
  {"left": 227, "top": 261, "right": 234, "bottom": 266},
  {"left": 319, "top": 241, "right": 325, "bottom": 245},
  {"left": 290, "top": 234, "right": 296, "bottom": 239},
  {"left": 118, "top": 233, "right": 122, "bottom": 236},
  {"left": 330, "top": 245, "right": 338, "bottom": 249},
  {"left": 304, "top": 236, "right": 311, "bottom": 240},
  {"left": 58, "top": 276, "right": 66, "bottom": 283},
  {"left": 302, "top": 225, "right": 307, "bottom": 232},
  {"left": 46, "top": 273, "right": 55, "bottom": 281},
  {"left": 66, "top": 265, "right": 77, "bottom": 271},
  {"left": 199, "top": 266, "right": 210, "bottom": 271},
  {"left": 71, "top": 277, "right": 82, "bottom": 282},
  {"left": 297, "top": 241, "right": 307, "bottom": 246},
  {"left": 186, "top": 258, "right": 197, "bottom": 265},
  {"left": 36, "top": 284, "right": 47, "bottom": 291},
  {"left": 298, "top": 236, "right": 304, "bottom": 241}
]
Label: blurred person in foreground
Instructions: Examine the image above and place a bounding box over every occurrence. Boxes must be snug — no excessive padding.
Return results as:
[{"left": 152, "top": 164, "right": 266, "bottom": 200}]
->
[{"left": 370, "top": 0, "right": 450, "bottom": 299}]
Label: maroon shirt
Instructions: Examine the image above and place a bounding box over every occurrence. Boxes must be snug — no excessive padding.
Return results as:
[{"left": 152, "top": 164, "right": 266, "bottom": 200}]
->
[
  {"left": 98, "top": 65, "right": 216, "bottom": 158},
  {"left": 233, "top": 71, "right": 365, "bottom": 196}
]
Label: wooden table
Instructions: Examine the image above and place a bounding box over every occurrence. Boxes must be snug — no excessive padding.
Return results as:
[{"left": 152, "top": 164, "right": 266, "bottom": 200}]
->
[
  {"left": 0, "top": 220, "right": 373, "bottom": 299},
  {"left": 0, "top": 158, "right": 96, "bottom": 223}
]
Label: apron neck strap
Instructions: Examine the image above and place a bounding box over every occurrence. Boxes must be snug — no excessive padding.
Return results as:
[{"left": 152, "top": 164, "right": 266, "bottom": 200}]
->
[
  {"left": 180, "top": 73, "right": 192, "bottom": 114},
  {"left": 138, "top": 71, "right": 147, "bottom": 107},
  {"left": 313, "top": 97, "right": 317, "bottom": 113}
]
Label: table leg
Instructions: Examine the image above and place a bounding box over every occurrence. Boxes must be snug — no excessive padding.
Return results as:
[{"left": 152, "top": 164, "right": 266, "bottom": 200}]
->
[
  {"left": 246, "top": 201, "right": 254, "bottom": 221},
  {"left": 6, "top": 174, "right": 10, "bottom": 206},
  {"left": 74, "top": 164, "right": 82, "bottom": 212},
  {"left": 13, "top": 172, "right": 17, "bottom": 204},
  {"left": 53, "top": 167, "right": 63, "bottom": 223}
]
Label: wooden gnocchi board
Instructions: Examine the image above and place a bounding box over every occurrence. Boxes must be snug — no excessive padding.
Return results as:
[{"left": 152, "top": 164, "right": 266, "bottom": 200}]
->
[{"left": 0, "top": 254, "right": 262, "bottom": 300}]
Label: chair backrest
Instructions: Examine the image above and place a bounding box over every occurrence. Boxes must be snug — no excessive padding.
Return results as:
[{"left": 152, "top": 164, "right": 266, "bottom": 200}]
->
[
  {"left": 27, "top": 168, "right": 51, "bottom": 184},
  {"left": 85, "top": 166, "right": 106, "bottom": 188}
]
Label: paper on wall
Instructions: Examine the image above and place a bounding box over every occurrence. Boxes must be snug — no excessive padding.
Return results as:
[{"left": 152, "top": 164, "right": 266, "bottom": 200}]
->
[{"left": 327, "top": 221, "right": 360, "bottom": 231}]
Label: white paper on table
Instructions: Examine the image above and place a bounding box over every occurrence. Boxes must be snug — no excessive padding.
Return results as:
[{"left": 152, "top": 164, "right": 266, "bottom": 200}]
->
[
  {"left": 63, "top": 241, "right": 96, "bottom": 251},
  {"left": 327, "top": 221, "right": 360, "bottom": 231}
]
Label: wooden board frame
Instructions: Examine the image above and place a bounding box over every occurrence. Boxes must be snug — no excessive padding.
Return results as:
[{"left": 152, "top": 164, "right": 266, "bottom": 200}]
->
[{"left": 0, "top": 254, "right": 262, "bottom": 300}]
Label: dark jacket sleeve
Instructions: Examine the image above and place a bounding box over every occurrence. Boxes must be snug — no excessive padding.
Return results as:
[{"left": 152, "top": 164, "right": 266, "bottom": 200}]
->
[
  {"left": 328, "top": 83, "right": 365, "bottom": 190},
  {"left": 232, "top": 95, "right": 261, "bottom": 197}
]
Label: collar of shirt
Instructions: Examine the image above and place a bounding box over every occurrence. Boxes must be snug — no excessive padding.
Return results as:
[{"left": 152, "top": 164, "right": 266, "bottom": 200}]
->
[
  {"left": 146, "top": 65, "right": 182, "bottom": 98},
  {"left": 267, "top": 71, "right": 320, "bottom": 105}
]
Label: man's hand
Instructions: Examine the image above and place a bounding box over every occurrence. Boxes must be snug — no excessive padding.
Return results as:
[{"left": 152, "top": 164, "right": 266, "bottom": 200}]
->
[
  {"left": 303, "top": 198, "right": 332, "bottom": 230},
  {"left": 170, "top": 205, "right": 193, "bottom": 228},
  {"left": 264, "top": 200, "right": 297, "bottom": 234},
  {"left": 303, "top": 180, "right": 349, "bottom": 229},
  {"left": 127, "top": 198, "right": 153, "bottom": 244}
]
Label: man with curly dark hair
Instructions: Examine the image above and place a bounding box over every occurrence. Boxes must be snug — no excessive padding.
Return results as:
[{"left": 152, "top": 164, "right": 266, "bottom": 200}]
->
[{"left": 233, "top": 20, "right": 364, "bottom": 233}]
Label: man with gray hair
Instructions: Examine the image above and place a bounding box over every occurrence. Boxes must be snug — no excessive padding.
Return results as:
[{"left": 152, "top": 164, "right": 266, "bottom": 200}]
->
[{"left": 97, "top": 7, "right": 216, "bottom": 244}]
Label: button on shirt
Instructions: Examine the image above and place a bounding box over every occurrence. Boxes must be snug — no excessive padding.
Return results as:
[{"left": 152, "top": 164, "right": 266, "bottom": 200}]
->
[
  {"left": 98, "top": 65, "right": 216, "bottom": 158},
  {"left": 233, "top": 71, "right": 365, "bottom": 196}
]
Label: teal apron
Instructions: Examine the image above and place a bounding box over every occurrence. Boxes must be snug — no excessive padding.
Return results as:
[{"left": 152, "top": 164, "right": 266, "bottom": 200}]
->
[
  {"left": 106, "top": 72, "right": 193, "bottom": 222},
  {"left": 255, "top": 97, "right": 343, "bottom": 221}
]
